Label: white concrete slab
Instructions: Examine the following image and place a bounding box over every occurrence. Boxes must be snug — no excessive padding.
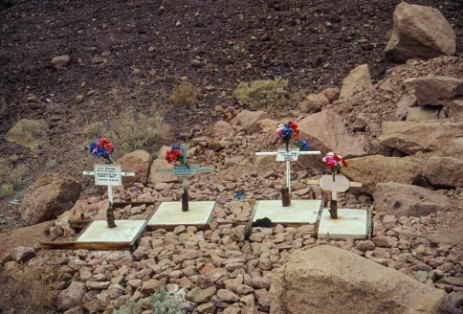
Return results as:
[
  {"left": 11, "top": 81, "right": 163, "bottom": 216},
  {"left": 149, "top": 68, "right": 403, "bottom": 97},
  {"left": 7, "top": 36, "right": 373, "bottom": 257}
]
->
[
  {"left": 318, "top": 208, "right": 369, "bottom": 240},
  {"left": 253, "top": 200, "right": 322, "bottom": 224},
  {"left": 147, "top": 201, "right": 215, "bottom": 226},
  {"left": 77, "top": 220, "right": 146, "bottom": 243}
]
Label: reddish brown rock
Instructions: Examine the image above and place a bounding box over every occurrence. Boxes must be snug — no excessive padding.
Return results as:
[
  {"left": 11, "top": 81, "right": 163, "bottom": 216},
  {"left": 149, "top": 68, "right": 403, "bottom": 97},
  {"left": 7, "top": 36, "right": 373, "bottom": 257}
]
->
[
  {"left": 298, "top": 109, "right": 368, "bottom": 157},
  {"left": 116, "top": 149, "right": 151, "bottom": 186},
  {"left": 373, "top": 182, "right": 451, "bottom": 216},
  {"left": 21, "top": 173, "right": 81, "bottom": 226},
  {"left": 384, "top": 3, "right": 456, "bottom": 62},
  {"left": 213, "top": 120, "right": 235, "bottom": 139},
  {"left": 270, "top": 246, "right": 449, "bottom": 314},
  {"left": 235, "top": 110, "right": 270, "bottom": 133}
]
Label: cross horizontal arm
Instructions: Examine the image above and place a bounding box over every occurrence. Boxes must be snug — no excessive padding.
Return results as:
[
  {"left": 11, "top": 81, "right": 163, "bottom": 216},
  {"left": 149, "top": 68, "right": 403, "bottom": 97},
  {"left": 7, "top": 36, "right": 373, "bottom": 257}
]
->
[
  {"left": 83, "top": 171, "right": 135, "bottom": 176},
  {"left": 307, "top": 179, "right": 362, "bottom": 188},
  {"left": 255, "top": 151, "right": 321, "bottom": 156}
]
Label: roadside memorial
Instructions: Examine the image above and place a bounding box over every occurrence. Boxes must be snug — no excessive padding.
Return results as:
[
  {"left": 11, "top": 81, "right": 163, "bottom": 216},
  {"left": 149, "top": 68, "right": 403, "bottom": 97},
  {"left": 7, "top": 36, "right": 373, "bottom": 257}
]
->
[
  {"left": 253, "top": 121, "right": 322, "bottom": 225},
  {"left": 147, "top": 144, "right": 216, "bottom": 229},
  {"left": 41, "top": 138, "right": 147, "bottom": 250},
  {"left": 308, "top": 152, "right": 370, "bottom": 239}
]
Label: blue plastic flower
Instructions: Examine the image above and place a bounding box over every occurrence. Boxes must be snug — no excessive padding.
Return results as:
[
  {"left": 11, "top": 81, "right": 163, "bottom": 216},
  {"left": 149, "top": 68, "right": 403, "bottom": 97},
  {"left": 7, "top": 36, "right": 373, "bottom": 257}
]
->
[
  {"left": 281, "top": 124, "right": 292, "bottom": 137},
  {"left": 299, "top": 139, "right": 309, "bottom": 151}
]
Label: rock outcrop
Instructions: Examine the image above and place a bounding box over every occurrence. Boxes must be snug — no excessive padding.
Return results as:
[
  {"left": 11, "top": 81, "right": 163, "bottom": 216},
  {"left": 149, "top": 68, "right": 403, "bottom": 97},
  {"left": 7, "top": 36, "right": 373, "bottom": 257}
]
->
[
  {"left": 339, "top": 64, "right": 373, "bottom": 99},
  {"left": 269, "top": 246, "right": 449, "bottom": 314},
  {"left": 341, "top": 155, "right": 421, "bottom": 194},
  {"left": 21, "top": 173, "right": 81, "bottom": 226},
  {"left": 373, "top": 182, "right": 451, "bottom": 216},
  {"left": 384, "top": 2, "right": 456, "bottom": 62},
  {"left": 379, "top": 121, "right": 463, "bottom": 156},
  {"left": 116, "top": 150, "right": 151, "bottom": 186},
  {"left": 235, "top": 110, "right": 270, "bottom": 134},
  {"left": 298, "top": 109, "right": 368, "bottom": 157}
]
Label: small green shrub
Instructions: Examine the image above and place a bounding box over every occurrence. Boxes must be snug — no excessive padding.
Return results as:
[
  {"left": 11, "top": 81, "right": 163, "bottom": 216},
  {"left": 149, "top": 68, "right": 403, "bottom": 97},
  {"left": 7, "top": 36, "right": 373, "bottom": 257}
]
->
[
  {"left": 82, "top": 108, "right": 170, "bottom": 158},
  {"left": 234, "top": 77, "right": 288, "bottom": 111},
  {"left": 7, "top": 118, "right": 47, "bottom": 149},
  {"left": 0, "top": 156, "right": 25, "bottom": 199},
  {"left": 151, "top": 289, "right": 185, "bottom": 314},
  {"left": 169, "top": 82, "right": 201, "bottom": 107}
]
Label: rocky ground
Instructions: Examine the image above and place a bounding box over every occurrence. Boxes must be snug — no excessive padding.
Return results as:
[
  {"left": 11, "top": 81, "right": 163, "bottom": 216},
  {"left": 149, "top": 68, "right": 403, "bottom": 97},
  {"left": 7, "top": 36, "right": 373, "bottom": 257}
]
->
[{"left": 1, "top": 0, "right": 463, "bottom": 313}]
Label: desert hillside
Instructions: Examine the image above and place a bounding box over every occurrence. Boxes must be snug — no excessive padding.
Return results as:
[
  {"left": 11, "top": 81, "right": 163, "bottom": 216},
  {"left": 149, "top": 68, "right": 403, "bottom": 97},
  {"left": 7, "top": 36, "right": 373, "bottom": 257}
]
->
[{"left": 0, "top": 1, "right": 463, "bottom": 313}]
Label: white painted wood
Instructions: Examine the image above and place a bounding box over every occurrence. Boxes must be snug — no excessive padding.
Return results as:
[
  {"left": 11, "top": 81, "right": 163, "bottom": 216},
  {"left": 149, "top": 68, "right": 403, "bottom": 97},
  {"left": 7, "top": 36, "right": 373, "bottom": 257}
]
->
[
  {"left": 256, "top": 149, "right": 321, "bottom": 193},
  {"left": 319, "top": 175, "right": 350, "bottom": 192}
]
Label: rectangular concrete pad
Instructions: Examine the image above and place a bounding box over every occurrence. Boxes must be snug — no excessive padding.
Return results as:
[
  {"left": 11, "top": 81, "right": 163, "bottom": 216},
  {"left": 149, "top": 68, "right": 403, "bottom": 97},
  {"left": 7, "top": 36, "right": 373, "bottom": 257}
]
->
[
  {"left": 147, "top": 201, "right": 215, "bottom": 227},
  {"left": 318, "top": 208, "right": 369, "bottom": 240},
  {"left": 253, "top": 200, "right": 322, "bottom": 224},
  {"left": 77, "top": 220, "right": 146, "bottom": 243}
]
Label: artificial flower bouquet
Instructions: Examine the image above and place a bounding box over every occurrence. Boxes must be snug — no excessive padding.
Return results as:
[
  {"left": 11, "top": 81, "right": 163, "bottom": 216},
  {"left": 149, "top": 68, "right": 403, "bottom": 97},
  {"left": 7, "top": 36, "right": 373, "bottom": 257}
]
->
[
  {"left": 89, "top": 138, "right": 114, "bottom": 164},
  {"left": 322, "top": 152, "right": 348, "bottom": 182},
  {"left": 274, "top": 121, "right": 309, "bottom": 152},
  {"left": 166, "top": 144, "right": 186, "bottom": 165}
]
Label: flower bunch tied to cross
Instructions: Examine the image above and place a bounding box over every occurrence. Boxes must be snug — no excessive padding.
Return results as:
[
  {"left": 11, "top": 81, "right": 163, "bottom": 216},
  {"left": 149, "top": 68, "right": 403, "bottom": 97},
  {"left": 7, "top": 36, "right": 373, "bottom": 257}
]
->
[
  {"left": 89, "top": 138, "right": 114, "bottom": 164},
  {"left": 322, "top": 152, "right": 348, "bottom": 182},
  {"left": 274, "top": 121, "right": 309, "bottom": 152},
  {"left": 165, "top": 144, "right": 186, "bottom": 165}
]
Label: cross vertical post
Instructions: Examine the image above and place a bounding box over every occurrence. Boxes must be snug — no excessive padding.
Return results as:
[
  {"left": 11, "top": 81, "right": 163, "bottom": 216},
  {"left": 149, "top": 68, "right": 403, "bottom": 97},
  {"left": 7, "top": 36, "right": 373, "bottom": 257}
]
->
[
  {"left": 83, "top": 164, "right": 135, "bottom": 228},
  {"left": 157, "top": 144, "right": 214, "bottom": 212},
  {"left": 256, "top": 148, "right": 321, "bottom": 206}
]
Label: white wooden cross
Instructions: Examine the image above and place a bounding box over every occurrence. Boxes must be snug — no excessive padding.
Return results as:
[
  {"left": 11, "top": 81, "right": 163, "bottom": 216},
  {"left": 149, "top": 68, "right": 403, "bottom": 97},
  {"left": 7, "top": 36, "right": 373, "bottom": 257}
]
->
[
  {"left": 83, "top": 164, "right": 135, "bottom": 228},
  {"left": 157, "top": 144, "right": 213, "bottom": 211},
  {"left": 256, "top": 147, "right": 321, "bottom": 193}
]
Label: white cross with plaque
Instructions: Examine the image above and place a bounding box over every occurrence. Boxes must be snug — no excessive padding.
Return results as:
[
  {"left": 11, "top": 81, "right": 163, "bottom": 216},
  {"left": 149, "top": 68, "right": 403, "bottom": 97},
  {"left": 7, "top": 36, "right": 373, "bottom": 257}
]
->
[
  {"left": 256, "top": 148, "right": 321, "bottom": 193},
  {"left": 83, "top": 164, "right": 135, "bottom": 228},
  {"left": 157, "top": 145, "right": 213, "bottom": 211}
]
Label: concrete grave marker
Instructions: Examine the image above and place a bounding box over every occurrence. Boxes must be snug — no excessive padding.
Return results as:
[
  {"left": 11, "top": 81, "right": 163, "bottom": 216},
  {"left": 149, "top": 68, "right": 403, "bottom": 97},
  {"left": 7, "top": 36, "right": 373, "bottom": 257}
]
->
[
  {"left": 308, "top": 175, "right": 370, "bottom": 240},
  {"left": 253, "top": 147, "right": 322, "bottom": 225},
  {"left": 148, "top": 144, "right": 216, "bottom": 229}
]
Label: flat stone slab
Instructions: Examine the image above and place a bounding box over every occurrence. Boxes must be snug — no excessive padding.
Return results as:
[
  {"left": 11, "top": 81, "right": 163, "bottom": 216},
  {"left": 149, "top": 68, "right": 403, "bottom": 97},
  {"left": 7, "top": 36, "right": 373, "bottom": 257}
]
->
[
  {"left": 253, "top": 200, "right": 322, "bottom": 224},
  {"left": 318, "top": 208, "right": 369, "bottom": 240},
  {"left": 147, "top": 201, "right": 215, "bottom": 227},
  {"left": 77, "top": 220, "right": 146, "bottom": 243}
]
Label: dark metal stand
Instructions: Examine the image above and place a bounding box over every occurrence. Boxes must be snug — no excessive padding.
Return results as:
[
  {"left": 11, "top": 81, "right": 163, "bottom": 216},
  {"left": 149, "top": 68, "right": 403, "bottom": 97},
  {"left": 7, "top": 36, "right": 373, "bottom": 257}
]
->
[
  {"left": 107, "top": 202, "right": 117, "bottom": 228},
  {"left": 281, "top": 187, "right": 291, "bottom": 207}
]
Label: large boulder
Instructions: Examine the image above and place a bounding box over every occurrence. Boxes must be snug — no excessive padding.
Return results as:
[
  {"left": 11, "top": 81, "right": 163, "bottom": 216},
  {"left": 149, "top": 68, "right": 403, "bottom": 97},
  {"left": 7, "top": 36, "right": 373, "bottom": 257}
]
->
[
  {"left": 409, "top": 76, "right": 463, "bottom": 107},
  {"left": 379, "top": 121, "right": 463, "bottom": 156},
  {"left": 298, "top": 93, "right": 328, "bottom": 113},
  {"left": 235, "top": 110, "right": 270, "bottom": 133},
  {"left": 297, "top": 109, "right": 368, "bottom": 157},
  {"left": 384, "top": 2, "right": 456, "bottom": 62},
  {"left": 373, "top": 182, "right": 451, "bottom": 216},
  {"left": 213, "top": 120, "right": 235, "bottom": 139},
  {"left": 269, "top": 246, "right": 449, "bottom": 314},
  {"left": 116, "top": 150, "right": 151, "bottom": 186},
  {"left": 21, "top": 173, "right": 81, "bottom": 226},
  {"left": 339, "top": 64, "right": 373, "bottom": 99},
  {"left": 56, "top": 281, "right": 86, "bottom": 311},
  {"left": 342, "top": 155, "right": 421, "bottom": 194},
  {"left": 424, "top": 156, "right": 463, "bottom": 187}
]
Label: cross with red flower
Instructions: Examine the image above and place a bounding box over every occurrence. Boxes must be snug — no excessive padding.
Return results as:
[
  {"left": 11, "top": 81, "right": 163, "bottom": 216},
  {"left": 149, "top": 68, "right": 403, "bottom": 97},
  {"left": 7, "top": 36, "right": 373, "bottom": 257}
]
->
[{"left": 322, "top": 152, "right": 348, "bottom": 181}]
